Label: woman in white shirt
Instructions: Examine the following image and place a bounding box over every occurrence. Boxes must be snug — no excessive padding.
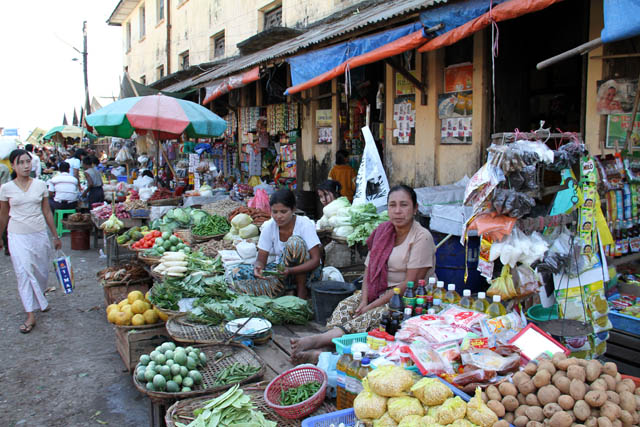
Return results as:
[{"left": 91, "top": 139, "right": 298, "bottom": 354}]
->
[
  {"left": 253, "top": 189, "right": 322, "bottom": 299},
  {"left": 0, "top": 149, "right": 62, "bottom": 333}
]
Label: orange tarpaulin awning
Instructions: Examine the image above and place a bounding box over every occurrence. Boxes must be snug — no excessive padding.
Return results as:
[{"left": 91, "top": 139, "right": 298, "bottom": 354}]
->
[{"left": 202, "top": 66, "right": 260, "bottom": 105}]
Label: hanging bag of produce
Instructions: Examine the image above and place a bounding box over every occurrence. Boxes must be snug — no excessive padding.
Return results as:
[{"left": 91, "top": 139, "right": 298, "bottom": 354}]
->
[{"left": 52, "top": 251, "right": 75, "bottom": 294}]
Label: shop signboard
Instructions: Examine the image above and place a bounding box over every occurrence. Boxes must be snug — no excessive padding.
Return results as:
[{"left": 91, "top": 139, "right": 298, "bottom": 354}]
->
[
  {"left": 606, "top": 113, "right": 640, "bottom": 149},
  {"left": 444, "top": 63, "right": 473, "bottom": 93}
]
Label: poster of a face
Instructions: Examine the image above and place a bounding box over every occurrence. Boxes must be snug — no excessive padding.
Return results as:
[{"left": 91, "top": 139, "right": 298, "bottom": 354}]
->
[{"left": 596, "top": 79, "right": 637, "bottom": 115}]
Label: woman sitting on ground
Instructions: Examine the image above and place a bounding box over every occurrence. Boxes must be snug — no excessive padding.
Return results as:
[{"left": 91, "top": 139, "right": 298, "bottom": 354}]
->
[
  {"left": 316, "top": 179, "right": 342, "bottom": 207},
  {"left": 290, "top": 184, "right": 436, "bottom": 363},
  {"left": 253, "top": 189, "right": 322, "bottom": 299}
]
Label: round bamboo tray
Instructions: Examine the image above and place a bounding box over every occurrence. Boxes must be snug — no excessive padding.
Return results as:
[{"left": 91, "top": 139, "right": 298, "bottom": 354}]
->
[
  {"left": 148, "top": 197, "right": 181, "bottom": 206},
  {"left": 190, "top": 233, "right": 225, "bottom": 243},
  {"left": 154, "top": 305, "right": 184, "bottom": 318},
  {"left": 132, "top": 343, "right": 265, "bottom": 403},
  {"left": 174, "top": 229, "right": 192, "bottom": 245},
  {"left": 165, "top": 388, "right": 323, "bottom": 427},
  {"left": 166, "top": 314, "right": 231, "bottom": 344},
  {"left": 114, "top": 320, "right": 166, "bottom": 331},
  {"left": 138, "top": 252, "right": 161, "bottom": 265}
]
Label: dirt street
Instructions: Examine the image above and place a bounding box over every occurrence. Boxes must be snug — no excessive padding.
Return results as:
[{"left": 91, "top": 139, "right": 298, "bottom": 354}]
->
[{"left": 0, "top": 239, "right": 148, "bottom": 426}]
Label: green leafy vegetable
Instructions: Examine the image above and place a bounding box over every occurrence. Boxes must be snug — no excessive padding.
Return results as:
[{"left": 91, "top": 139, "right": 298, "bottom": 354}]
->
[{"left": 192, "top": 214, "right": 230, "bottom": 236}]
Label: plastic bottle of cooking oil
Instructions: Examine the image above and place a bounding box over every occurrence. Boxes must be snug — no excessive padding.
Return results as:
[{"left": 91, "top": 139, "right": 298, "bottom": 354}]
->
[
  {"left": 336, "top": 347, "right": 353, "bottom": 410},
  {"left": 472, "top": 291, "right": 490, "bottom": 313},
  {"left": 459, "top": 289, "right": 474, "bottom": 309},
  {"left": 432, "top": 280, "right": 446, "bottom": 301},
  {"left": 427, "top": 277, "right": 437, "bottom": 296},
  {"left": 344, "top": 352, "right": 363, "bottom": 408},
  {"left": 444, "top": 284, "right": 461, "bottom": 304},
  {"left": 486, "top": 295, "right": 507, "bottom": 318},
  {"left": 432, "top": 298, "right": 444, "bottom": 313},
  {"left": 353, "top": 357, "right": 372, "bottom": 395}
]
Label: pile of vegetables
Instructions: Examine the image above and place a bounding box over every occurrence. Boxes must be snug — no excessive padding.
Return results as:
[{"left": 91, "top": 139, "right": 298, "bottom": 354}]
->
[
  {"left": 213, "top": 363, "right": 261, "bottom": 386},
  {"left": 280, "top": 381, "right": 322, "bottom": 406},
  {"left": 149, "top": 273, "right": 236, "bottom": 311},
  {"left": 193, "top": 239, "right": 235, "bottom": 258},
  {"left": 143, "top": 232, "right": 190, "bottom": 257},
  {"left": 150, "top": 207, "right": 211, "bottom": 233},
  {"left": 316, "top": 197, "right": 389, "bottom": 246},
  {"left": 153, "top": 252, "right": 189, "bottom": 278},
  {"left": 116, "top": 226, "right": 152, "bottom": 246},
  {"left": 106, "top": 290, "right": 166, "bottom": 326},
  {"left": 203, "top": 199, "right": 245, "bottom": 219},
  {"left": 97, "top": 262, "right": 149, "bottom": 282},
  {"left": 150, "top": 188, "right": 174, "bottom": 201},
  {"left": 175, "top": 384, "right": 276, "bottom": 427},
  {"left": 135, "top": 342, "right": 206, "bottom": 393},
  {"left": 131, "top": 230, "right": 162, "bottom": 250},
  {"left": 68, "top": 213, "right": 91, "bottom": 223},
  {"left": 153, "top": 251, "right": 224, "bottom": 278},
  {"left": 100, "top": 213, "right": 124, "bottom": 234},
  {"left": 123, "top": 199, "right": 147, "bottom": 211},
  {"left": 191, "top": 214, "right": 230, "bottom": 236},
  {"left": 228, "top": 207, "right": 271, "bottom": 227},
  {"left": 224, "top": 213, "right": 260, "bottom": 241},
  {"left": 92, "top": 202, "right": 131, "bottom": 220}
]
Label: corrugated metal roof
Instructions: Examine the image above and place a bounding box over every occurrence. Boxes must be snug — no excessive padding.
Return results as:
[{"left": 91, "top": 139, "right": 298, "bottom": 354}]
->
[
  {"left": 108, "top": 0, "right": 139, "bottom": 26},
  {"left": 182, "top": 0, "right": 447, "bottom": 90}
]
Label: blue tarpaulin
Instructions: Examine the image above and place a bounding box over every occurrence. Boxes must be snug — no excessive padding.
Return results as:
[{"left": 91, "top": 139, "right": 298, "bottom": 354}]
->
[
  {"left": 419, "top": 0, "right": 508, "bottom": 36},
  {"left": 601, "top": 0, "right": 640, "bottom": 43},
  {"left": 287, "top": 22, "right": 424, "bottom": 88}
]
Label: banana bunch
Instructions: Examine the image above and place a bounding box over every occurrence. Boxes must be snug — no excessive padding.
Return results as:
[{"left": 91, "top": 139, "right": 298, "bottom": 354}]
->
[{"left": 100, "top": 213, "right": 124, "bottom": 234}]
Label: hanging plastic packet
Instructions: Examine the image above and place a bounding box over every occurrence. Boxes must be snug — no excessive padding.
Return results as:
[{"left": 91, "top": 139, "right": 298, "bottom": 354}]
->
[
  {"left": 477, "top": 235, "right": 494, "bottom": 280},
  {"left": 579, "top": 157, "right": 598, "bottom": 257},
  {"left": 479, "top": 310, "right": 527, "bottom": 344},
  {"left": 556, "top": 286, "right": 588, "bottom": 323},
  {"left": 623, "top": 150, "right": 640, "bottom": 183},
  {"left": 585, "top": 281, "right": 613, "bottom": 333}
]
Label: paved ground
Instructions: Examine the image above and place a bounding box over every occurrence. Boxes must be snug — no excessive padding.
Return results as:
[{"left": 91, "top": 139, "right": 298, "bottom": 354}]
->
[{"left": 0, "top": 238, "right": 149, "bottom": 427}]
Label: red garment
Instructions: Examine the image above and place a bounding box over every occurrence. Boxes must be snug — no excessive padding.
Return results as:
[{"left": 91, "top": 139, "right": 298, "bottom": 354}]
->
[{"left": 365, "top": 221, "right": 396, "bottom": 303}]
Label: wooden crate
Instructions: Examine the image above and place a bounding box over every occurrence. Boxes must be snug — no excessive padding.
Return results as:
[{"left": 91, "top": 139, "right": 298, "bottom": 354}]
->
[
  {"left": 103, "top": 278, "right": 152, "bottom": 306},
  {"left": 115, "top": 324, "right": 171, "bottom": 372}
]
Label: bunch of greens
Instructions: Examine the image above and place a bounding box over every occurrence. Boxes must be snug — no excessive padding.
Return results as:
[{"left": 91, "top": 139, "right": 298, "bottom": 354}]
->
[
  {"left": 189, "top": 299, "right": 235, "bottom": 325},
  {"left": 192, "top": 214, "right": 230, "bottom": 236},
  {"left": 349, "top": 202, "right": 379, "bottom": 224},
  {"left": 148, "top": 279, "right": 183, "bottom": 310},
  {"left": 346, "top": 210, "right": 389, "bottom": 246},
  {"left": 150, "top": 208, "right": 210, "bottom": 233},
  {"left": 186, "top": 253, "right": 224, "bottom": 274},
  {"left": 229, "top": 295, "right": 263, "bottom": 318},
  {"left": 270, "top": 296, "right": 313, "bottom": 325}
]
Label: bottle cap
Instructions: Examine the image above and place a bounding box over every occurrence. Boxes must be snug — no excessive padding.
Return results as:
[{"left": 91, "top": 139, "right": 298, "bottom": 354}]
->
[
  {"left": 447, "top": 284, "right": 455, "bottom": 291},
  {"left": 394, "top": 287, "right": 401, "bottom": 294},
  {"left": 433, "top": 298, "right": 441, "bottom": 305},
  {"left": 428, "top": 277, "right": 436, "bottom": 284},
  {"left": 418, "top": 279, "right": 425, "bottom": 285},
  {"left": 361, "top": 357, "right": 370, "bottom": 365},
  {"left": 416, "top": 298, "right": 424, "bottom": 304},
  {"left": 407, "top": 281, "right": 414, "bottom": 288},
  {"left": 478, "top": 292, "right": 486, "bottom": 299},
  {"left": 437, "top": 281, "right": 444, "bottom": 288},
  {"left": 353, "top": 352, "right": 362, "bottom": 360},
  {"left": 463, "top": 290, "right": 471, "bottom": 296},
  {"left": 493, "top": 295, "right": 501, "bottom": 303}
]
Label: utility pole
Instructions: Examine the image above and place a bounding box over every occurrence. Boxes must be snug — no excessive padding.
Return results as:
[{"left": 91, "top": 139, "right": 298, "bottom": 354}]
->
[{"left": 83, "top": 21, "right": 90, "bottom": 116}]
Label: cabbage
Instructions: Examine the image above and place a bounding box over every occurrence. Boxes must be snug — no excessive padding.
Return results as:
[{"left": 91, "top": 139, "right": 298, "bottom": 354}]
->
[
  {"left": 231, "top": 213, "right": 252, "bottom": 229},
  {"left": 323, "top": 196, "right": 351, "bottom": 218},
  {"left": 190, "top": 209, "right": 209, "bottom": 225},
  {"left": 334, "top": 225, "right": 354, "bottom": 237},
  {"left": 316, "top": 216, "right": 331, "bottom": 231},
  {"left": 223, "top": 231, "right": 236, "bottom": 241},
  {"left": 172, "top": 208, "right": 191, "bottom": 225},
  {"left": 238, "top": 224, "right": 259, "bottom": 238},
  {"left": 236, "top": 241, "right": 257, "bottom": 259},
  {"left": 329, "top": 215, "right": 352, "bottom": 228}
]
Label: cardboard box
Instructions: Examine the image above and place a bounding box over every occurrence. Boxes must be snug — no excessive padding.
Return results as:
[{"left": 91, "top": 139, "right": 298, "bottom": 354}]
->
[{"left": 115, "top": 325, "right": 171, "bottom": 372}]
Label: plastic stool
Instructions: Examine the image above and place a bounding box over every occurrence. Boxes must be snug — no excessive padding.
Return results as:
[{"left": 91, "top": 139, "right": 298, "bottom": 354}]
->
[{"left": 55, "top": 209, "right": 76, "bottom": 236}]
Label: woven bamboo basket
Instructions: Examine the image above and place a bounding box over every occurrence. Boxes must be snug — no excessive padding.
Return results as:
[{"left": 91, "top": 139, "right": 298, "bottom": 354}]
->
[
  {"left": 102, "top": 278, "right": 153, "bottom": 306},
  {"left": 166, "top": 314, "right": 232, "bottom": 344},
  {"left": 114, "top": 320, "right": 166, "bottom": 331},
  {"left": 190, "top": 233, "right": 225, "bottom": 243},
  {"left": 132, "top": 343, "right": 265, "bottom": 403},
  {"left": 148, "top": 197, "right": 181, "bottom": 206},
  {"left": 174, "top": 229, "right": 192, "bottom": 245},
  {"left": 138, "top": 252, "right": 161, "bottom": 265}
]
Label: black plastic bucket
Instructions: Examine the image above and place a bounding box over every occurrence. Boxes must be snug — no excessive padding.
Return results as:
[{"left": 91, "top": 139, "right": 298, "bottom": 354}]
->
[{"left": 310, "top": 281, "right": 356, "bottom": 324}]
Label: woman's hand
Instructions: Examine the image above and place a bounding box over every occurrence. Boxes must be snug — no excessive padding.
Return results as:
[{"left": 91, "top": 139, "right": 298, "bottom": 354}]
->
[
  {"left": 355, "top": 300, "right": 369, "bottom": 316},
  {"left": 253, "top": 264, "right": 265, "bottom": 279},
  {"left": 53, "top": 237, "right": 62, "bottom": 250}
]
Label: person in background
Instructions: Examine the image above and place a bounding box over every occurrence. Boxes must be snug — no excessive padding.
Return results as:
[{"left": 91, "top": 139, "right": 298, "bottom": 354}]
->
[
  {"left": 65, "top": 148, "right": 86, "bottom": 180},
  {"left": 328, "top": 149, "right": 356, "bottom": 202},
  {"left": 0, "top": 162, "right": 10, "bottom": 255},
  {"left": 254, "top": 189, "right": 322, "bottom": 299},
  {"left": 25, "top": 144, "right": 41, "bottom": 179},
  {"left": 316, "top": 179, "right": 342, "bottom": 207},
  {"left": 0, "top": 149, "right": 62, "bottom": 333},
  {"left": 81, "top": 156, "right": 104, "bottom": 205},
  {"left": 290, "top": 185, "right": 436, "bottom": 363},
  {"left": 47, "top": 162, "right": 79, "bottom": 212}
]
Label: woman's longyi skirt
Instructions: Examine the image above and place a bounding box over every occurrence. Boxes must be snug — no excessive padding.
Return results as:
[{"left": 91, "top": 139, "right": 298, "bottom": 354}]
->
[{"left": 8, "top": 230, "right": 52, "bottom": 312}]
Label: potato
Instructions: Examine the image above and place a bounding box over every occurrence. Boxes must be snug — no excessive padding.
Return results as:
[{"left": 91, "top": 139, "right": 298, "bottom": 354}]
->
[
  {"left": 635, "top": 387, "right": 640, "bottom": 396},
  {"left": 504, "top": 412, "right": 515, "bottom": 424},
  {"left": 558, "top": 394, "right": 575, "bottom": 410},
  {"left": 554, "top": 376, "right": 572, "bottom": 394},
  {"left": 488, "top": 400, "right": 506, "bottom": 417},
  {"left": 539, "top": 360, "right": 557, "bottom": 376},
  {"left": 591, "top": 378, "right": 608, "bottom": 391},
  {"left": 568, "top": 365, "right": 587, "bottom": 383},
  {"left": 517, "top": 393, "right": 527, "bottom": 405},
  {"left": 635, "top": 394, "right": 640, "bottom": 410},
  {"left": 514, "top": 371, "right": 531, "bottom": 386},
  {"left": 619, "top": 409, "right": 633, "bottom": 426},
  {"left": 553, "top": 352, "right": 568, "bottom": 369},
  {"left": 591, "top": 408, "right": 600, "bottom": 418},
  {"left": 534, "top": 370, "right": 552, "bottom": 388},
  {"left": 526, "top": 393, "right": 540, "bottom": 407},
  {"left": 543, "top": 402, "right": 563, "bottom": 418},
  {"left": 549, "top": 411, "right": 573, "bottom": 427},
  {"left": 526, "top": 406, "right": 545, "bottom": 422},
  {"left": 570, "top": 379, "right": 587, "bottom": 401},
  {"left": 616, "top": 380, "right": 635, "bottom": 394},
  {"left": 514, "top": 415, "right": 529, "bottom": 427},
  {"left": 574, "top": 424, "right": 587, "bottom": 427},
  {"left": 600, "top": 374, "right": 616, "bottom": 391},
  {"left": 515, "top": 405, "right": 529, "bottom": 418},
  {"left": 558, "top": 358, "right": 580, "bottom": 371},
  {"left": 539, "top": 385, "right": 562, "bottom": 406},
  {"left": 524, "top": 362, "right": 539, "bottom": 375},
  {"left": 574, "top": 400, "right": 591, "bottom": 421},
  {"left": 585, "top": 390, "right": 608, "bottom": 408},
  {"left": 597, "top": 416, "right": 613, "bottom": 427},
  {"left": 606, "top": 391, "right": 620, "bottom": 405},
  {"left": 619, "top": 390, "right": 636, "bottom": 412},
  {"left": 526, "top": 422, "right": 544, "bottom": 427},
  {"left": 600, "top": 401, "right": 621, "bottom": 421},
  {"left": 486, "top": 385, "right": 502, "bottom": 401},
  {"left": 493, "top": 421, "right": 509, "bottom": 427},
  {"left": 584, "top": 416, "right": 598, "bottom": 427},
  {"left": 611, "top": 419, "right": 622, "bottom": 427},
  {"left": 481, "top": 391, "right": 488, "bottom": 403},
  {"left": 499, "top": 382, "right": 518, "bottom": 397},
  {"left": 615, "top": 373, "right": 622, "bottom": 382},
  {"left": 518, "top": 379, "right": 537, "bottom": 395},
  {"left": 503, "top": 395, "right": 519, "bottom": 412},
  {"left": 631, "top": 411, "right": 639, "bottom": 425},
  {"left": 585, "top": 361, "right": 602, "bottom": 382},
  {"left": 602, "top": 362, "right": 617, "bottom": 377}
]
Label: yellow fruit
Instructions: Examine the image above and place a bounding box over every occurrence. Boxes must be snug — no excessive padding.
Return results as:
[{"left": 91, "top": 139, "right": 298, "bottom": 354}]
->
[
  {"left": 143, "top": 309, "right": 159, "bottom": 324},
  {"left": 145, "top": 291, "right": 151, "bottom": 302},
  {"left": 115, "top": 311, "right": 130, "bottom": 326},
  {"left": 128, "top": 290, "right": 144, "bottom": 304},
  {"left": 131, "top": 300, "right": 146, "bottom": 315},
  {"left": 117, "top": 299, "right": 128, "bottom": 309},
  {"left": 106, "top": 304, "right": 119, "bottom": 315},
  {"left": 131, "top": 314, "right": 145, "bottom": 326},
  {"left": 107, "top": 309, "right": 119, "bottom": 324},
  {"left": 122, "top": 306, "right": 134, "bottom": 320},
  {"left": 141, "top": 301, "right": 151, "bottom": 312},
  {"left": 155, "top": 307, "right": 169, "bottom": 322}
]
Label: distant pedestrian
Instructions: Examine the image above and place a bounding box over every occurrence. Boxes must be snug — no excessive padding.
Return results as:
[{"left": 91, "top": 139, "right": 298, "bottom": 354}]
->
[
  {"left": 0, "top": 149, "right": 62, "bottom": 333},
  {"left": 328, "top": 150, "right": 356, "bottom": 202},
  {"left": 81, "top": 156, "right": 104, "bottom": 205},
  {"left": 48, "top": 162, "right": 79, "bottom": 212}
]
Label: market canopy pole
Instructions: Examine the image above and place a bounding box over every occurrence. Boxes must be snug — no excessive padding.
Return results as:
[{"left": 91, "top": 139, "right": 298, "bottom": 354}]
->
[{"left": 536, "top": 37, "right": 603, "bottom": 70}]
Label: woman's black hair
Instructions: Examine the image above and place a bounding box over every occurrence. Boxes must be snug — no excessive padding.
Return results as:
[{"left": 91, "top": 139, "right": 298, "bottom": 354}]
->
[
  {"left": 269, "top": 188, "right": 297, "bottom": 210},
  {"left": 336, "top": 150, "right": 349, "bottom": 165},
  {"left": 388, "top": 184, "right": 418, "bottom": 207},
  {"left": 82, "top": 156, "right": 92, "bottom": 166},
  {"left": 59, "top": 162, "right": 70, "bottom": 173},
  {"left": 317, "top": 179, "right": 342, "bottom": 197},
  {"left": 9, "top": 149, "right": 31, "bottom": 165},
  {"left": 90, "top": 155, "right": 100, "bottom": 165},
  {"left": 142, "top": 170, "right": 154, "bottom": 179}
]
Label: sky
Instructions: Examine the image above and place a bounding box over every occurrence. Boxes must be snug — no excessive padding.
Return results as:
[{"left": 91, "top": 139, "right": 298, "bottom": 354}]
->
[{"left": 0, "top": 1, "right": 123, "bottom": 138}]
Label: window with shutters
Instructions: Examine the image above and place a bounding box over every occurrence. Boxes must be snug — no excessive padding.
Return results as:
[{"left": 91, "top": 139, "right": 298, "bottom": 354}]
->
[
  {"left": 139, "top": 4, "right": 146, "bottom": 39},
  {"left": 157, "top": 65, "right": 164, "bottom": 80},
  {"left": 264, "top": 6, "right": 282, "bottom": 30},
  {"left": 179, "top": 51, "right": 189, "bottom": 70},
  {"left": 157, "top": 0, "right": 164, "bottom": 23},
  {"left": 126, "top": 22, "right": 131, "bottom": 51},
  {"left": 213, "top": 33, "right": 225, "bottom": 59}
]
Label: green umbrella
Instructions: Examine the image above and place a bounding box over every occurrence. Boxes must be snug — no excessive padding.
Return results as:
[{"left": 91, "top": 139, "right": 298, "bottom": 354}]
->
[{"left": 43, "top": 125, "right": 97, "bottom": 141}]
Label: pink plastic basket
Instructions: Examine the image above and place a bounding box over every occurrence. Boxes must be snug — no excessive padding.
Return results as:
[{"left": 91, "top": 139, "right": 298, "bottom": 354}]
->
[{"left": 264, "top": 366, "right": 327, "bottom": 419}]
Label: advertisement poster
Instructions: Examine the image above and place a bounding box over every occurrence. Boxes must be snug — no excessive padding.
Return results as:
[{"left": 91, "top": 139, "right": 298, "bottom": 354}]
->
[
  {"left": 596, "top": 79, "right": 637, "bottom": 115},
  {"left": 441, "top": 117, "right": 473, "bottom": 144},
  {"left": 395, "top": 70, "right": 418, "bottom": 96},
  {"left": 392, "top": 100, "right": 416, "bottom": 144},
  {"left": 606, "top": 113, "right": 640, "bottom": 148},
  {"left": 438, "top": 91, "right": 473, "bottom": 118},
  {"left": 315, "top": 109, "right": 332, "bottom": 127},
  {"left": 444, "top": 63, "right": 473, "bottom": 93}
]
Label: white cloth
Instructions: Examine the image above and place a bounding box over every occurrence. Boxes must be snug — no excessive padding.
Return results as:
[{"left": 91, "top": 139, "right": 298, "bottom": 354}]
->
[
  {"left": 65, "top": 158, "right": 81, "bottom": 177},
  {"left": 30, "top": 155, "right": 41, "bottom": 178},
  {"left": 257, "top": 215, "right": 320, "bottom": 263},
  {"left": 9, "top": 230, "right": 52, "bottom": 312},
  {"left": 0, "top": 179, "right": 48, "bottom": 234},
  {"left": 48, "top": 172, "right": 79, "bottom": 202}
]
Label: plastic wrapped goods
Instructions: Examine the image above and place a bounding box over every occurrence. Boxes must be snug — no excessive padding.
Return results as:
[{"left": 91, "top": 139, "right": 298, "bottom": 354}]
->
[
  {"left": 410, "top": 377, "right": 453, "bottom": 406},
  {"left": 354, "top": 379, "right": 388, "bottom": 421},
  {"left": 367, "top": 365, "right": 415, "bottom": 397},
  {"left": 387, "top": 396, "right": 424, "bottom": 423},
  {"left": 466, "top": 387, "right": 499, "bottom": 427},
  {"left": 436, "top": 396, "right": 467, "bottom": 424}
]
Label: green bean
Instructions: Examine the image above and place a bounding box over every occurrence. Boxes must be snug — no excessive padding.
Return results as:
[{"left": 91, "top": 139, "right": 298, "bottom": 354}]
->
[
  {"left": 279, "top": 381, "right": 322, "bottom": 406},
  {"left": 213, "top": 364, "right": 260, "bottom": 386}
]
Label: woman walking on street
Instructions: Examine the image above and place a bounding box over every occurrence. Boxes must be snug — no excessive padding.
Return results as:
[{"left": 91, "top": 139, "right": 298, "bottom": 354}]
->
[{"left": 0, "top": 149, "right": 62, "bottom": 333}]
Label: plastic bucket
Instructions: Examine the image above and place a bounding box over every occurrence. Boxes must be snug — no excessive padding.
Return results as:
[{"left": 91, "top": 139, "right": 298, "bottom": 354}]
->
[
  {"left": 70, "top": 229, "right": 91, "bottom": 250},
  {"left": 310, "top": 281, "right": 356, "bottom": 324},
  {"left": 526, "top": 304, "right": 559, "bottom": 324},
  {"left": 433, "top": 231, "right": 488, "bottom": 294}
]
